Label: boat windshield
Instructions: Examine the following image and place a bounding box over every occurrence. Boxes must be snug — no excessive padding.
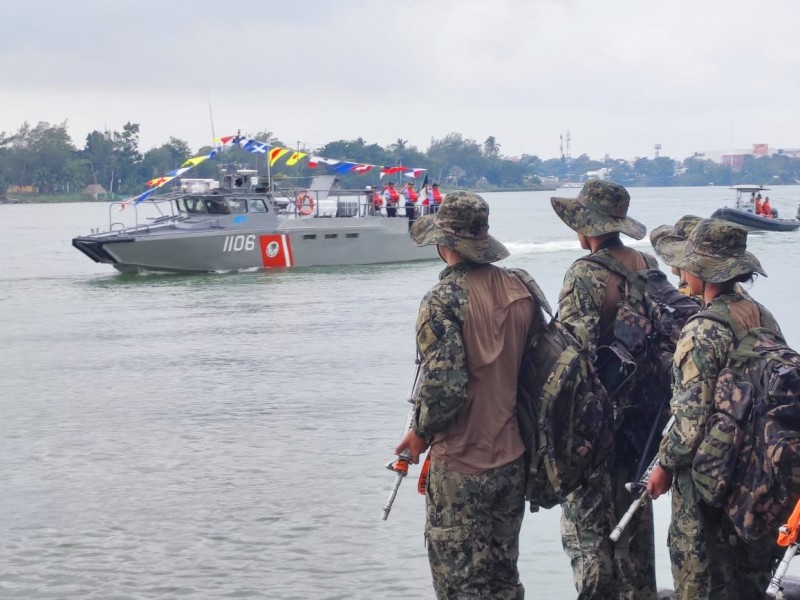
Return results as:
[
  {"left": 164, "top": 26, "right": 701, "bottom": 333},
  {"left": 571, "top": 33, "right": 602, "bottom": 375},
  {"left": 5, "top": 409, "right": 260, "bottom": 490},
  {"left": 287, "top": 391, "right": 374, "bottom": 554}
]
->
[
  {"left": 228, "top": 198, "right": 248, "bottom": 213},
  {"left": 178, "top": 196, "right": 210, "bottom": 214},
  {"left": 206, "top": 198, "right": 231, "bottom": 214},
  {"left": 176, "top": 195, "right": 268, "bottom": 214},
  {"left": 249, "top": 199, "right": 268, "bottom": 213}
]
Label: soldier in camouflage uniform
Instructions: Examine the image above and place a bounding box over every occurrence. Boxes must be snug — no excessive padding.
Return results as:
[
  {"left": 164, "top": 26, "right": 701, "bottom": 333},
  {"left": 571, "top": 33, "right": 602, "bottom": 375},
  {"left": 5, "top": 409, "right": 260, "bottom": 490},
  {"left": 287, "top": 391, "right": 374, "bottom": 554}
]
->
[
  {"left": 394, "top": 191, "right": 538, "bottom": 599},
  {"left": 650, "top": 215, "right": 702, "bottom": 297},
  {"left": 653, "top": 215, "right": 750, "bottom": 304},
  {"left": 647, "top": 218, "right": 782, "bottom": 599},
  {"left": 550, "top": 180, "right": 658, "bottom": 599}
]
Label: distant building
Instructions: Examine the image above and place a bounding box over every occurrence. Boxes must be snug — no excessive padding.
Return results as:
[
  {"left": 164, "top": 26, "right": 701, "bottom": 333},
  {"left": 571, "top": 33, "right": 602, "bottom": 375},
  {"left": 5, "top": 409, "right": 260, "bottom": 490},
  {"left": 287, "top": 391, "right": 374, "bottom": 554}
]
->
[
  {"left": 84, "top": 184, "right": 108, "bottom": 200},
  {"left": 691, "top": 143, "right": 800, "bottom": 172},
  {"left": 585, "top": 168, "right": 611, "bottom": 181},
  {"left": 7, "top": 184, "right": 38, "bottom": 194}
]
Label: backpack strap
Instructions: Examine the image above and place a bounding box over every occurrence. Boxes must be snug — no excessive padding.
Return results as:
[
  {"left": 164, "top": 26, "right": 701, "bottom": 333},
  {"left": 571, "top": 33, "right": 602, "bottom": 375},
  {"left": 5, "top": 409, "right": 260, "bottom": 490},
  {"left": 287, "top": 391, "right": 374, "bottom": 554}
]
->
[
  {"left": 581, "top": 252, "right": 654, "bottom": 307},
  {"left": 582, "top": 251, "right": 658, "bottom": 280},
  {"left": 690, "top": 303, "right": 781, "bottom": 371},
  {"left": 506, "top": 267, "right": 552, "bottom": 317},
  {"left": 692, "top": 301, "right": 782, "bottom": 345}
]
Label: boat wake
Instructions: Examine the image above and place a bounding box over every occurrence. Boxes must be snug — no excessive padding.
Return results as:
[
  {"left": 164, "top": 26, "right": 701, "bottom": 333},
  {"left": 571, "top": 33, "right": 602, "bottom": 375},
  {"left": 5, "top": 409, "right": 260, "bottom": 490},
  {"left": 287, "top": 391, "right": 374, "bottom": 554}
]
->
[
  {"left": 505, "top": 240, "right": 582, "bottom": 255},
  {"left": 505, "top": 237, "right": 652, "bottom": 257}
]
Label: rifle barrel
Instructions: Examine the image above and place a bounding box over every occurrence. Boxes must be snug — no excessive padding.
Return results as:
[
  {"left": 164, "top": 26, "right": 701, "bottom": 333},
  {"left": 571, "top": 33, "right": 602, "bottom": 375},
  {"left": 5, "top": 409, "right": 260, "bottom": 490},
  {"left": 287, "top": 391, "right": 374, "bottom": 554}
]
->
[
  {"left": 610, "top": 494, "right": 646, "bottom": 542},
  {"left": 382, "top": 470, "right": 406, "bottom": 521}
]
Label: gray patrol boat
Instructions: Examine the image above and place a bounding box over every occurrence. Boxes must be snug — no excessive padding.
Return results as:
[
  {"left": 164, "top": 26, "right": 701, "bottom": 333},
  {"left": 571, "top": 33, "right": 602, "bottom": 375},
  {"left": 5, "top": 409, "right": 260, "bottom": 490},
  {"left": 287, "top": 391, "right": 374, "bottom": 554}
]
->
[{"left": 72, "top": 172, "right": 437, "bottom": 274}]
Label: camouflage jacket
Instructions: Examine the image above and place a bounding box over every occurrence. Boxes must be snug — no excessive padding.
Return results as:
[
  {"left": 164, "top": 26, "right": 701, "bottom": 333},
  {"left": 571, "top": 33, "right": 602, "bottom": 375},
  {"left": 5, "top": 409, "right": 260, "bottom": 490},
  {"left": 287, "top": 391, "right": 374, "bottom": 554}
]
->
[
  {"left": 557, "top": 244, "right": 656, "bottom": 353},
  {"left": 411, "top": 261, "right": 534, "bottom": 449},
  {"left": 411, "top": 262, "right": 472, "bottom": 441},
  {"left": 658, "top": 292, "right": 783, "bottom": 473}
]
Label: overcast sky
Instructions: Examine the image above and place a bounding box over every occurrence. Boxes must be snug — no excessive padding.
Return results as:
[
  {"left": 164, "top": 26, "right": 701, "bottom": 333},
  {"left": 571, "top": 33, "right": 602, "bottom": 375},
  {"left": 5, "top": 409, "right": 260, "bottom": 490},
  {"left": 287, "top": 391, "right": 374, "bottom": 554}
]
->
[{"left": 2, "top": 0, "right": 799, "bottom": 161}]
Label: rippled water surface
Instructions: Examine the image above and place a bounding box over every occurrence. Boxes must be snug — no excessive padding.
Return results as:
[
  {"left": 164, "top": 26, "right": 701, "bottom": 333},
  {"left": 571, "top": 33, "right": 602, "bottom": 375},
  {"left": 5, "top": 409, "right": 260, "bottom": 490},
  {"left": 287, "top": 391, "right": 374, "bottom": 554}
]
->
[{"left": 2, "top": 187, "right": 800, "bottom": 598}]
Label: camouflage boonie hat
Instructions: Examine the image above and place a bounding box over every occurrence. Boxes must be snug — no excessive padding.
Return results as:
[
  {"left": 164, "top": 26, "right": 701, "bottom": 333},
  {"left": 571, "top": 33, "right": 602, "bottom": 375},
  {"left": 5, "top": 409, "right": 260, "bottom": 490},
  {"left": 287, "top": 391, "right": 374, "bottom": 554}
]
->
[
  {"left": 652, "top": 215, "right": 702, "bottom": 267},
  {"left": 550, "top": 180, "right": 646, "bottom": 240},
  {"left": 649, "top": 224, "right": 673, "bottom": 248},
  {"left": 410, "top": 191, "right": 509, "bottom": 263},
  {"left": 673, "top": 218, "right": 767, "bottom": 283}
]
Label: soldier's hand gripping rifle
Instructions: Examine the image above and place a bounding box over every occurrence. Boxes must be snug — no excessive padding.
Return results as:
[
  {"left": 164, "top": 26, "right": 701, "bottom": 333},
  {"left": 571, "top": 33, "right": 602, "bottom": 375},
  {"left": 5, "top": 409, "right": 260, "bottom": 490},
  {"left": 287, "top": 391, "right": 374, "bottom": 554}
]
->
[
  {"left": 610, "top": 415, "right": 675, "bottom": 543},
  {"left": 382, "top": 364, "right": 427, "bottom": 521},
  {"left": 766, "top": 497, "right": 800, "bottom": 598}
]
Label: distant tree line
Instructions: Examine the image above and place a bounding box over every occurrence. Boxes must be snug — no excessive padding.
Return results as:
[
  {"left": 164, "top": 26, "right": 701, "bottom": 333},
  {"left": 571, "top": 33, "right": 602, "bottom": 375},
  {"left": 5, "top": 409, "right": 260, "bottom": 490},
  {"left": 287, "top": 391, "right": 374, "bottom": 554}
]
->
[{"left": 1, "top": 121, "right": 800, "bottom": 199}]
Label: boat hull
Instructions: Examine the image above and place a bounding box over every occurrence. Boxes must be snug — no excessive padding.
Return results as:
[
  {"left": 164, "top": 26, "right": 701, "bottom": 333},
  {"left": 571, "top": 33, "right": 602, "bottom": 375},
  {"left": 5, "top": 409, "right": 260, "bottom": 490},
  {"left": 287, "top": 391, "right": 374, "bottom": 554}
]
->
[
  {"left": 73, "top": 217, "right": 437, "bottom": 274},
  {"left": 711, "top": 208, "right": 800, "bottom": 232}
]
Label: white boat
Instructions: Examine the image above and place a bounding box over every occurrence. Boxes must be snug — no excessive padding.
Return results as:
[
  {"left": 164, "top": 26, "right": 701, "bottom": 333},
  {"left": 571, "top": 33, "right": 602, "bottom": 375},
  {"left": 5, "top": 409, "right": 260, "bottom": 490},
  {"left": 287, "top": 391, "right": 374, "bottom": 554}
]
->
[{"left": 710, "top": 185, "right": 800, "bottom": 232}]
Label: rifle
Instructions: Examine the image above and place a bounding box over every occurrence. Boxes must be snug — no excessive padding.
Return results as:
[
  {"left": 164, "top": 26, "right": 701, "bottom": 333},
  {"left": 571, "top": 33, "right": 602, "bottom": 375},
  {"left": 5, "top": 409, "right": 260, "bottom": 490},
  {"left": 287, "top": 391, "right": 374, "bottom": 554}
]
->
[
  {"left": 382, "top": 364, "right": 426, "bottom": 521},
  {"left": 767, "top": 497, "right": 800, "bottom": 598},
  {"left": 610, "top": 415, "right": 675, "bottom": 543}
]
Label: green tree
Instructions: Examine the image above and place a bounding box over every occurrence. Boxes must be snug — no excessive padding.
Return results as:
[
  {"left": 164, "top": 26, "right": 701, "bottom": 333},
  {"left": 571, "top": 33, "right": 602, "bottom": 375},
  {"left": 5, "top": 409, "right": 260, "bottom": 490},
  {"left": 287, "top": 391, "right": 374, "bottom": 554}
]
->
[
  {"left": 115, "top": 122, "right": 141, "bottom": 194},
  {"left": 8, "top": 121, "right": 84, "bottom": 194},
  {"left": 427, "top": 133, "right": 484, "bottom": 186},
  {"left": 483, "top": 136, "right": 500, "bottom": 158},
  {"left": 83, "top": 130, "right": 117, "bottom": 188},
  {"left": 633, "top": 156, "right": 677, "bottom": 186},
  {"left": 388, "top": 138, "right": 408, "bottom": 163},
  {"left": 139, "top": 137, "right": 192, "bottom": 184}
]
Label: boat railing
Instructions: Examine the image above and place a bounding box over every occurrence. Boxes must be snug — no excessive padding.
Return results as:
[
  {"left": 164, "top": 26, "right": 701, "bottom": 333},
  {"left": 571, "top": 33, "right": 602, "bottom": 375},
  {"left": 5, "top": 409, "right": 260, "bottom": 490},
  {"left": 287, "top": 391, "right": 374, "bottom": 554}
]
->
[
  {"left": 279, "top": 188, "right": 429, "bottom": 219},
  {"left": 102, "top": 197, "right": 178, "bottom": 235}
]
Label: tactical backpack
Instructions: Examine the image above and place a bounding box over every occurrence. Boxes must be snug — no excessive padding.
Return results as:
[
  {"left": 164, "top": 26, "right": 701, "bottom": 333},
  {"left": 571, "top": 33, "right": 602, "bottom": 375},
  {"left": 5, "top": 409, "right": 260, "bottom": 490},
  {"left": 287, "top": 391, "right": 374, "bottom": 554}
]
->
[
  {"left": 690, "top": 305, "right": 800, "bottom": 544},
  {"left": 509, "top": 268, "right": 614, "bottom": 511},
  {"left": 582, "top": 253, "right": 701, "bottom": 462}
]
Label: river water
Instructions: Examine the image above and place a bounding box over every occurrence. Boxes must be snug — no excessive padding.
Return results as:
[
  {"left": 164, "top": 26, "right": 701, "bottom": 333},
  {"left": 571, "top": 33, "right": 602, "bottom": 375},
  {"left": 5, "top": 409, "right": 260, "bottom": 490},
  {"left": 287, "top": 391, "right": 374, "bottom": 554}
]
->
[{"left": 2, "top": 186, "right": 800, "bottom": 598}]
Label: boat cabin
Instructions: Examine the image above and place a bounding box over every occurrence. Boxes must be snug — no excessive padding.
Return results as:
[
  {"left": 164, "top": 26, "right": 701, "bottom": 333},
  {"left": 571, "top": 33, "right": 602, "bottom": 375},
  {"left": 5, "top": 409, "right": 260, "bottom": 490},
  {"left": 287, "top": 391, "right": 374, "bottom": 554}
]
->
[
  {"left": 732, "top": 184, "right": 769, "bottom": 213},
  {"left": 175, "top": 195, "right": 270, "bottom": 216}
]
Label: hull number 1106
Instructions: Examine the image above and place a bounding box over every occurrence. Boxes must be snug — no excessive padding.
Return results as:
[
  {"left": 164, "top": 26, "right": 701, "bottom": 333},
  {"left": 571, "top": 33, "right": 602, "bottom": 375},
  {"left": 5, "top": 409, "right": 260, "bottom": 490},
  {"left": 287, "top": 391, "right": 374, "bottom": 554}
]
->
[{"left": 222, "top": 234, "right": 256, "bottom": 252}]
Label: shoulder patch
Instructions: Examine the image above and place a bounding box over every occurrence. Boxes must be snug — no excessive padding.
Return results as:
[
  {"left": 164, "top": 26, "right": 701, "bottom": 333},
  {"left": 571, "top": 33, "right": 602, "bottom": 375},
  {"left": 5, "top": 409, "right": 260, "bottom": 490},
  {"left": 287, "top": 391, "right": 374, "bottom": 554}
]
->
[
  {"left": 417, "top": 321, "right": 439, "bottom": 356},
  {"left": 675, "top": 334, "right": 700, "bottom": 384}
]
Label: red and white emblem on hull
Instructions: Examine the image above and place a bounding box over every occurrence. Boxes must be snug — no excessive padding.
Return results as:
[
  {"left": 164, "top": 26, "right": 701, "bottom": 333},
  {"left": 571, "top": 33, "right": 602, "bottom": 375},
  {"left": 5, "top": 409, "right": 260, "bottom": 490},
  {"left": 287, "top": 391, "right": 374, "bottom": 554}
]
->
[{"left": 259, "top": 234, "right": 294, "bottom": 268}]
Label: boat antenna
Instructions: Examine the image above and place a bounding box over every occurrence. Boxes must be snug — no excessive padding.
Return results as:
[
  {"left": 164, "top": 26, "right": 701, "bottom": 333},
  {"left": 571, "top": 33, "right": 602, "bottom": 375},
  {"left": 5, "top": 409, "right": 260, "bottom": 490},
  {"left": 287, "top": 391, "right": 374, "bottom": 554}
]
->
[{"left": 208, "top": 90, "right": 216, "bottom": 146}]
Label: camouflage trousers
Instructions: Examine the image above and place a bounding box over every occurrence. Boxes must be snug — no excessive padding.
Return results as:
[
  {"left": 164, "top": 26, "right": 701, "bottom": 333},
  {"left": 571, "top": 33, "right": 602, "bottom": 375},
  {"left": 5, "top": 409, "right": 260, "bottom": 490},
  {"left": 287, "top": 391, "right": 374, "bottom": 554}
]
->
[
  {"left": 669, "top": 469, "right": 775, "bottom": 600},
  {"left": 561, "top": 463, "right": 657, "bottom": 600},
  {"left": 425, "top": 456, "right": 525, "bottom": 600}
]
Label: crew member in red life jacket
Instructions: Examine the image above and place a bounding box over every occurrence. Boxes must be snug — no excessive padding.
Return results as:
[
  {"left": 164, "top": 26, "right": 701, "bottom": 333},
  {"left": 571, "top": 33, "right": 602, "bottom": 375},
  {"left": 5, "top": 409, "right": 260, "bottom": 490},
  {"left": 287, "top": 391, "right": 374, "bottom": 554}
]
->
[
  {"left": 431, "top": 183, "right": 443, "bottom": 214},
  {"left": 755, "top": 195, "right": 763, "bottom": 215},
  {"left": 365, "top": 185, "right": 377, "bottom": 215},
  {"left": 384, "top": 181, "right": 400, "bottom": 217},
  {"left": 404, "top": 181, "right": 419, "bottom": 231},
  {"left": 762, "top": 196, "right": 773, "bottom": 218},
  {"left": 373, "top": 186, "right": 383, "bottom": 212}
]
